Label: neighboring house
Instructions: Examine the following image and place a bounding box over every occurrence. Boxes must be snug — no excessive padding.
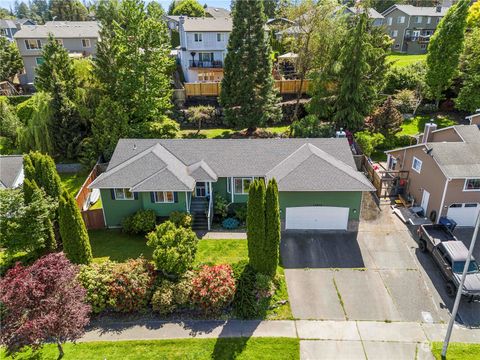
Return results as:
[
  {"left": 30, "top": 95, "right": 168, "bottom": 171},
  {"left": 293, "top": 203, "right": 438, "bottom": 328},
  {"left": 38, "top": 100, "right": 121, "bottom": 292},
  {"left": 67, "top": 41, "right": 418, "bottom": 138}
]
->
[
  {"left": 204, "top": 7, "right": 230, "bottom": 18},
  {"left": 0, "top": 18, "right": 35, "bottom": 41},
  {"left": 13, "top": 21, "right": 99, "bottom": 85},
  {"left": 89, "top": 138, "right": 374, "bottom": 230},
  {"left": 0, "top": 155, "right": 24, "bottom": 189},
  {"left": 382, "top": 5, "right": 449, "bottom": 54},
  {"left": 344, "top": 7, "right": 384, "bottom": 26},
  {"left": 177, "top": 16, "right": 231, "bottom": 83},
  {"left": 386, "top": 120, "right": 480, "bottom": 227}
]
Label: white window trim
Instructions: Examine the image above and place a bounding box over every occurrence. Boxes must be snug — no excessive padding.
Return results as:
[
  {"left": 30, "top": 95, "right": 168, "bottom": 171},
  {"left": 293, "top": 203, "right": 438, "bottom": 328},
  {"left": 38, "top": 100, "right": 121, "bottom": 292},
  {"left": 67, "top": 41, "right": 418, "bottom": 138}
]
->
[
  {"left": 412, "top": 157, "right": 422, "bottom": 173},
  {"left": 417, "top": 16, "right": 423, "bottom": 23},
  {"left": 427, "top": 17, "right": 431, "bottom": 24},
  {"left": 82, "top": 39, "right": 91, "bottom": 48},
  {"left": 387, "top": 17, "right": 392, "bottom": 25},
  {"left": 154, "top": 191, "right": 175, "bottom": 203},
  {"left": 25, "top": 39, "right": 42, "bottom": 50},
  {"left": 392, "top": 30, "right": 398, "bottom": 38},
  {"left": 216, "top": 33, "right": 223, "bottom": 41},
  {"left": 114, "top": 188, "right": 134, "bottom": 200},
  {"left": 463, "top": 178, "right": 480, "bottom": 192},
  {"left": 233, "top": 177, "right": 253, "bottom": 195},
  {"left": 194, "top": 33, "right": 202, "bottom": 42},
  {"left": 398, "top": 16, "right": 405, "bottom": 24}
]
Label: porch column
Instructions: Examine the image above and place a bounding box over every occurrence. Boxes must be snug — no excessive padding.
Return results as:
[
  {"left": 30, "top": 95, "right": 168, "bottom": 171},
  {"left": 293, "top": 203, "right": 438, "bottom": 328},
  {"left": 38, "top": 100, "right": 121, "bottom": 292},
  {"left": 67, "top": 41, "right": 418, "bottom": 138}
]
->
[
  {"left": 231, "top": 177, "right": 234, "bottom": 203},
  {"left": 209, "top": 182, "right": 212, "bottom": 197},
  {"left": 185, "top": 192, "right": 190, "bottom": 213}
]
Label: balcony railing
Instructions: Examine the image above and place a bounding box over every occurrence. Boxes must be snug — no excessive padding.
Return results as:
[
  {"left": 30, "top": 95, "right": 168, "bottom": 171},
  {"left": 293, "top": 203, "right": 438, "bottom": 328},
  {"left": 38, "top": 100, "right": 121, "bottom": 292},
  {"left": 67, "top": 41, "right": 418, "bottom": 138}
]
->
[
  {"left": 189, "top": 60, "right": 223, "bottom": 68},
  {"left": 405, "top": 35, "right": 432, "bottom": 43}
]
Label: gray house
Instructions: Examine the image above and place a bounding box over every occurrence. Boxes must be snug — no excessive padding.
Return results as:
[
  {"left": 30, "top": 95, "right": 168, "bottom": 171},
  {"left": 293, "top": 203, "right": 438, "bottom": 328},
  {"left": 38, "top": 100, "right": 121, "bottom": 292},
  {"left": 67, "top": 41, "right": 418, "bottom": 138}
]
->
[
  {"left": 382, "top": 5, "right": 449, "bottom": 54},
  {"left": 13, "top": 21, "right": 99, "bottom": 85},
  {"left": 0, "top": 18, "right": 35, "bottom": 41}
]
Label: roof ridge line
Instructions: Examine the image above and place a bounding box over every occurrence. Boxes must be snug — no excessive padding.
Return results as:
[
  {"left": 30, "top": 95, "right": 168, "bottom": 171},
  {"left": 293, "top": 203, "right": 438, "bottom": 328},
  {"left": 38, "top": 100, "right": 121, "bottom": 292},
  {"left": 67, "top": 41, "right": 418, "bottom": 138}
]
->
[{"left": 265, "top": 143, "right": 311, "bottom": 179}]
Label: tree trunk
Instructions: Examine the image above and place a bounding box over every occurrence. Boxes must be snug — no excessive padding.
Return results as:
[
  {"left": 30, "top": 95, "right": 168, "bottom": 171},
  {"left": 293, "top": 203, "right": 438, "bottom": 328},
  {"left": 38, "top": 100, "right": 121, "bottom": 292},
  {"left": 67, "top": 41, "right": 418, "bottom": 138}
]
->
[
  {"left": 57, "top": 340, "right": 64, "bottom": 359},
  {"left": 246, "top": 127, "right": 257, "bottom": 136},
  {"left": 293, "top": 75, "right": 305, "bottom": 121}
]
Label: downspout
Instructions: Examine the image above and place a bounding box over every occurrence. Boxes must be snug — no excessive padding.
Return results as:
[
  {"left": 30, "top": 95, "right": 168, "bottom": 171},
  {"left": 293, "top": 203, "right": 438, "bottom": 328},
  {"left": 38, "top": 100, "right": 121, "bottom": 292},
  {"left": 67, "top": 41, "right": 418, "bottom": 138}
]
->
[
  {"left": 185, "top": 191, "right": 190, "bottom": 213},
  {"left": 401, "top": 14, "right": 411, "bottom": 53},
  {"left": 231, "top": 177, "right": 234, "bottom": 203},
  {"left": 437, "top": 177, "right": 450, "bottom": 224}
]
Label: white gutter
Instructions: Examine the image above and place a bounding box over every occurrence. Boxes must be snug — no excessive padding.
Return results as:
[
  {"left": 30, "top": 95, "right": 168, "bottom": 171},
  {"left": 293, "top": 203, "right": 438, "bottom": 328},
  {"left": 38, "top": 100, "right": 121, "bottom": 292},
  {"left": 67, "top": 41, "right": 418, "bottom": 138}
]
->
[{"left": 437, "top": 177, "right": 450, "bottom": 223}]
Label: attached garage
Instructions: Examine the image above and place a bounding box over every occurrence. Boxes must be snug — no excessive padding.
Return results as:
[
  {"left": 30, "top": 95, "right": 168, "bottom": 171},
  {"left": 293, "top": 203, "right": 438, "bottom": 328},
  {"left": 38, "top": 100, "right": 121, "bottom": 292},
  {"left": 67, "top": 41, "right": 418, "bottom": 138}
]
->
[
  {"left": 285, "top": 206, "right": 350, "bottom": 230},
  {"left": 447, "top": 203, "right": 480, "bottom": 227}
]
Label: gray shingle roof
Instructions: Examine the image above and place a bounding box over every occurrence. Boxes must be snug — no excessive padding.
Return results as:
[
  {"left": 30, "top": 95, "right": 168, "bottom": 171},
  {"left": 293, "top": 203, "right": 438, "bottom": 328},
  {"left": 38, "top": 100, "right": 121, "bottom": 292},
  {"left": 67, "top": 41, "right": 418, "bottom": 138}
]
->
[
  {"left": 204, "top": 7, "right": 231, "bottom": 18},
  {"left": 0, "top": 155, "right": 23, "bottom": 188},
  {"left": 90, "top": 138, "right": 373, "bottom": 192},
  {"left": 346, "top": 7, "right": 384, "bottom": 19},
  {"left": 14, "top": 21, "right": 99, "bottom": 39},
  {"left": 181, "top": 17, "right": 232, "bottom": 32},
  {"left": 0, "top": 19, "right": 17, "bottom": 29},
  {"left": 429, "top": 142, "right": 480, "bottom": 178},
  {"left": 384, "top": 5, "right": 449, "bottom": 17}
]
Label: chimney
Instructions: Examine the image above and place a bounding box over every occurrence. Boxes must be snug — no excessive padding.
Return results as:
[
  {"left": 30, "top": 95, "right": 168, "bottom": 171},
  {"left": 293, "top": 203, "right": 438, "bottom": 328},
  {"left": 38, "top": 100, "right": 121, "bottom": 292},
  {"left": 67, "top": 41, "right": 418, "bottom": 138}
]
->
[{"left": 422, "top": 121, "right": 438, "bottom": 143}]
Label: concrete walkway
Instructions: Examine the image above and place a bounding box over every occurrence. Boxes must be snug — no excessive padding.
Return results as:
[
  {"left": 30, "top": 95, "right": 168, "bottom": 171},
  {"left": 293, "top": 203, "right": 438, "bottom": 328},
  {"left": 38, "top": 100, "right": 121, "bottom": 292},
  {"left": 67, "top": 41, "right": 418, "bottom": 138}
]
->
[{"left": 200, "top": 231, "right": 247, "bottom": 239}]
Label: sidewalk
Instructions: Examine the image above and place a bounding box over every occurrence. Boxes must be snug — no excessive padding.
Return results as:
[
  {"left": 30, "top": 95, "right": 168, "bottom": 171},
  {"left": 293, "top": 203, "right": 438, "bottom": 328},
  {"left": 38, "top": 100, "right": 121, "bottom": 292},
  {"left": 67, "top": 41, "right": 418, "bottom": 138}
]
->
[{"left": 199, "top": 231, "right": 247, "bottom": 239}]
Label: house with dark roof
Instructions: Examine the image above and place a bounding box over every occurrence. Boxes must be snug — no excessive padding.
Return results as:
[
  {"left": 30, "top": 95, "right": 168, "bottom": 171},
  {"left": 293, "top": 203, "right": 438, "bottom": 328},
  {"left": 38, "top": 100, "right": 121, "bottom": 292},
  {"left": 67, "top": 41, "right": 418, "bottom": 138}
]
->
[
  {"left": 89, "top": 138, "right": 374, "bottom": 231},
  {"left": 0, "top": 18, "right": 35, "bottom": 41},
  {"left": 382, "top": 4, "right": 449, "bottom": 54},
  {"left": 0, "top": 155, "right": 24, "bottom": 189},
  {"left": 386, "top": 120, "right": 480, "bottom": 227}
]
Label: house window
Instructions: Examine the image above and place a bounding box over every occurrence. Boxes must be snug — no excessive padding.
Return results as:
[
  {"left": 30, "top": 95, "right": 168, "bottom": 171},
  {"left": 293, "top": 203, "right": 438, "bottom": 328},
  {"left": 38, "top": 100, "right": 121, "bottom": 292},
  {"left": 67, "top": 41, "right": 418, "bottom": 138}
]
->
[
  {"left": 391, "top": 30, "right": 398, "bottom": 38},
  {"left": 231, "top": 177, "right": 253, "bottom": 194},
  {"left": 194, "top": 33, "right": 202, "bottom": 42},
  {"left": 25, "top": 39, "right": 42, "bottom": 50},
  {"left": 199, "top": 52, "right": 213, "bottom": 62},
  {"left": 427, "top": 17, "right": 432, "bottom": 24},
  {"left": 82, "top": 39, "right": 91, "bottom": 48},
  {"left": 464, "top": 179, "right": 480, "bottom": 191},
  {"left": 0, "top": 28, "right": 7, "bottom": 36},
  {"left": 420, "top": 44, "right": 427, "bottom": 49},
  {"left": 35, "top": 57, "right": 44, "bottom": 65},
  {"left": 397, "top": 16, "right": 405, "bottom": 24},
  {"left": 216, "top": 33, "right": 223, "bottom": 41},
  {"left": 387, "top": 17, "right": 392, "bottom": 25},
  {"left": 416, "top": 16, "right": 423, "bottom": 23},
  {"left": 114, "top": 188, "right": 134, "bottom": 200},
  {"left": 412, "top": 157, "right": 422, "bottom": 173},
  {"left": 154, "top": 191, "right": 175, "bottom": 203}
]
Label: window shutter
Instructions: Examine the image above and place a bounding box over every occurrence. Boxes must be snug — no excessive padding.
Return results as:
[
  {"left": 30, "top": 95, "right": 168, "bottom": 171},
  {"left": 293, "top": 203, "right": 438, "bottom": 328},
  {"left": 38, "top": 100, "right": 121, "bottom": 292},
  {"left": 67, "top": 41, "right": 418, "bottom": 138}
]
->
[
  {"left": 150, "top": 192, "right": 155, "bottom": 203},
  {"left": 134, "top": 192, "right": 138, "bottom": 200},
  {"left": 110, "top": 189, "right": 115, "bottom": 200},
  {"left": 174, "top": 192, "right": 178, "bottom": 203}
]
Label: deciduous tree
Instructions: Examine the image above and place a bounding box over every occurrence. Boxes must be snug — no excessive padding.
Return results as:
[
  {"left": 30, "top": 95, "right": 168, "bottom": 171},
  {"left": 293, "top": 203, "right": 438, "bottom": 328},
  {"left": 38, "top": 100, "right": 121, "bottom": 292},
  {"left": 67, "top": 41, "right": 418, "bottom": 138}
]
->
[
  {"left": 220, "top": 0, "right": 281, "bottom": 131},
  {"left": 0, "top": 253, "right": 90, "bottom": 358},
  {"left": 171, "top": 0, "right": 205, "bottom": 16},
  {"left": 367, "top": 96, "right": 403, "bottom": 137},
  {"left": 425, "top": 0, "right": 470, "bottom": 107}
]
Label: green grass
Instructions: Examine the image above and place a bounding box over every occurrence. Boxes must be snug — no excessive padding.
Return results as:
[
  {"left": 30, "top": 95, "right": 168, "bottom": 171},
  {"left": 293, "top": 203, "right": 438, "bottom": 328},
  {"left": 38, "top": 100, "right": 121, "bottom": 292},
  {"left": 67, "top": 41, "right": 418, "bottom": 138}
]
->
[
  {"left": 1, "top": 338, "right": 300, "bottom": 360},
  {"left": 387, "top": 52, "right": 426, "bottom": 68},
  {"left": 196, "top": 239, "right": 248, "bottom": 265},
  {"left": 59, "top": 170, "right": 89, "bottom": 198},
  {"left": 179, "top": 126, "right": 290, "bottom": 139},
  {"left": 431, "top": 342, "right": 480, "bottom": 360},
  {"left": 399, "top": 115, "right": 457, "bottom": 136}
]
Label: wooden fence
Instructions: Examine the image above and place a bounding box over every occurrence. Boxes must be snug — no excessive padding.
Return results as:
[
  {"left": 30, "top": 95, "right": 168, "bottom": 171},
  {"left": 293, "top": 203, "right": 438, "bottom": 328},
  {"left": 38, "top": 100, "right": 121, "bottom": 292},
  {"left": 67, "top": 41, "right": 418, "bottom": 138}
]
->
[
  {"left": 75, "top": 163, "right": 107, "bottom": 230},
  {"left": 184, "top": 79, "right": 311, "bottom": 97}
]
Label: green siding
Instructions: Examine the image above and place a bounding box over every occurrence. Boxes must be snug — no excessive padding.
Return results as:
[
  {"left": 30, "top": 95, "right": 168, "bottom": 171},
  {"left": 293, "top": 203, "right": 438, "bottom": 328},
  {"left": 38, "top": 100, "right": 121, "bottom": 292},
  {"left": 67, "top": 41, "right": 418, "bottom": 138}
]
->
[
  {"left": 100, "top": 190, "right": 188, "bottom": 227},
  {"left": 278, "top": 192, "right": 362, "bottom": 220},
  {"left": 212, "top": 177, "right": 249, "bottom": 204}
]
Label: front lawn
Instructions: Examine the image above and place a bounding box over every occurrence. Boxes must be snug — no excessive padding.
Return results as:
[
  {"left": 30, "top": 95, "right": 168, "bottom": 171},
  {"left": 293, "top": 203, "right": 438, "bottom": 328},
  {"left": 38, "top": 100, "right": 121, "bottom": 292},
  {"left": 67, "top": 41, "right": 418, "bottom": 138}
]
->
[
  {"left": 431, "top": 342, "right": 480, "bottom": 360},
  {"left": 59, "top": 170, "right": 89, "bottom": 197},
  {"left": 387, "top": 52, "right": 426, "bottom": 68},
  {"left": 196, "top": 239, "right": 248, "bottom": 265},
  {"left": 1, "top": 337, "right": 300, "bottom": 360},
  {"left": 179, "top": 126, "right": 290, "bottom": 138},
  {"left": 399, "top": 115, "right": 456, "bottom": 136}
]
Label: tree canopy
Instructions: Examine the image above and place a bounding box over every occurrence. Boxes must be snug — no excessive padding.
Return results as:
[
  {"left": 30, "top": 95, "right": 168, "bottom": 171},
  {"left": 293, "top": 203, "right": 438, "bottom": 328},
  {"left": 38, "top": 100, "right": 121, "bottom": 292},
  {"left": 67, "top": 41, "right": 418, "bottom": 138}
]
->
[
  {"left": 0, "top": 37, "right": 23, "bottom": 82},
  {"left": 171, "top": 0, "right": 205, "bottom": 16}
]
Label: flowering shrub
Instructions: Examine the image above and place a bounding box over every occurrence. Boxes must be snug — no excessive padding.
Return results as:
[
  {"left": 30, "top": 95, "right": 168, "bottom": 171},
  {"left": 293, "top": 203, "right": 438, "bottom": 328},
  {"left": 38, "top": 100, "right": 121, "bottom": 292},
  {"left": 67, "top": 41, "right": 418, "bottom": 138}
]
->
[
  {"left": 151, "top": 272, "right": 193, "bottom": 315},
  {"left": 191, "top": 264, "right": 236, "bottom": 314},
  {"left": 109, "top": 258, "right": 156, "bottom": 312},
  {"left": 77, "top": 261, "right": 116, "bottom": 313},
  {"left": 169, "top": 211, "right": 193, "bottom": 228}
]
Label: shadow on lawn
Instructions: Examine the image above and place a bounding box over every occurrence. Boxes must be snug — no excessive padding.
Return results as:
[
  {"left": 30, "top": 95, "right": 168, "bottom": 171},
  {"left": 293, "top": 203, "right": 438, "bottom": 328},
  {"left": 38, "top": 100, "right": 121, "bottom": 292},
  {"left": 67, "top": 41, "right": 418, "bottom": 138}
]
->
[{"left": 211, "top": 321, "right": 262, "bottom": 360}]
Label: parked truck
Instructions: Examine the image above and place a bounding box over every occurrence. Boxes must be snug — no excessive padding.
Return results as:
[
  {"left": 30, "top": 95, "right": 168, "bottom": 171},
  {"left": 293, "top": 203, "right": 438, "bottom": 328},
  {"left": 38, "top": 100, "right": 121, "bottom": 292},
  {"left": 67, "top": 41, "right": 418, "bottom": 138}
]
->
[{"left": 418, "top": 224, "right": 480, "bottom": 302}]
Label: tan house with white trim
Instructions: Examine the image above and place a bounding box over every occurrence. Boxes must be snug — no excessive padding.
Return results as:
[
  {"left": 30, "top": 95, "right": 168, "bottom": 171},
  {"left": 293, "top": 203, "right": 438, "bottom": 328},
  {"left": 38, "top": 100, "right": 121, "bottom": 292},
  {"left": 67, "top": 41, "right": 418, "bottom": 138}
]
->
[{"left": 386, "top": 118, "right": 480, "bottom": 227}]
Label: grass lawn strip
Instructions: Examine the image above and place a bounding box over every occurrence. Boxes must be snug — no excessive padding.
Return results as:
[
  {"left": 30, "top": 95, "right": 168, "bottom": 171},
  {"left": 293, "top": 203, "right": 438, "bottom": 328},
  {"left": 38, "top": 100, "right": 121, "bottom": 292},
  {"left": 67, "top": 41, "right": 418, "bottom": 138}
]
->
[
  {"left": 1, "top": 337, "right": 300, "bottom": 360},
  {"left": 399, "top": 115, "right": 456, "bottom": 136},
  {"left": 179, "top": 126, "right": 290, "bottom": 139},
  {"left": 386, "top": 52, "right": 426, "bottom": 68},
  {"left": 59, "top": 170, "right": 90, "bottom": 197},
  {"left": 431, "top": 342, "right": 480, "bottom": 360}
]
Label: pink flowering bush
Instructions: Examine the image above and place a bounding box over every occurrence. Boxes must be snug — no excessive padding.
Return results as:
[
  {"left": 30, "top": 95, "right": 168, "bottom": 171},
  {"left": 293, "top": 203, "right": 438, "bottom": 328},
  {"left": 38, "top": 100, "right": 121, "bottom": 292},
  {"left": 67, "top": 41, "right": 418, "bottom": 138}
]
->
[{"left": 191, "top": 264, "right": 236, "bottom": 314}]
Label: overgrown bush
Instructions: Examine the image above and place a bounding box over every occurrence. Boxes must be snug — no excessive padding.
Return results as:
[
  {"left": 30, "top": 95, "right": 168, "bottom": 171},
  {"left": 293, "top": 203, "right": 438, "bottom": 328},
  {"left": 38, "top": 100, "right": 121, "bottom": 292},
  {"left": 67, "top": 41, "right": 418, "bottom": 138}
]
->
[
  {"left": 230, "top": 203, "right": 247, "bottom": 223},
  {"left": 383, "top": 61, "right": 426, "bottom": 94},
  {"left": 191, "top": 264, "right": 236, "bottom": 314},
  {"left": 77, "top": 261, "right": 116, "bottom": 313},
  {"left": 214, "top": 194, "right": 229, "bottom": 220},
  {"left": 185, "top": 105, "right": 218, "bottom": 131},
  {"left": 290, "top": 115, "right": 333, "bottom": 138},
  {"left": 151, "top": 272, "right": 193, "bottom": 315},
  {"left": 354, "top": 131, "right": 385, "bottom": 157},
  {"left": 222, "top": 217, "right": 240, "bottom": 229},
  {"left": 169, "top": 211, "right": 192, "bottom": 228},
  {"left": 122, "top": 209, "right": 157, "bottom": 234},
  {"left": 146, "top": 221, "right": 199, "bottom": 276},
  {"left": 393, "top": 89, "right": 416, "bottom": 113},
  {"left": 232, "top": 261, "right": 258, "bottom": 319},
  {"left": 108, "top": 258, "right": 156, "bottom": 312}
]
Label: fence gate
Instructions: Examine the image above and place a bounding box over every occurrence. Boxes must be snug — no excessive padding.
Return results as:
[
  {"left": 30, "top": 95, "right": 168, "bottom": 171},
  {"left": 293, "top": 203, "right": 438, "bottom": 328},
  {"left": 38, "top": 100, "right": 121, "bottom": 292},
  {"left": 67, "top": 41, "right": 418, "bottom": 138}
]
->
[{"left": 81, "top": 209, "right": 105, "bottom": 230}]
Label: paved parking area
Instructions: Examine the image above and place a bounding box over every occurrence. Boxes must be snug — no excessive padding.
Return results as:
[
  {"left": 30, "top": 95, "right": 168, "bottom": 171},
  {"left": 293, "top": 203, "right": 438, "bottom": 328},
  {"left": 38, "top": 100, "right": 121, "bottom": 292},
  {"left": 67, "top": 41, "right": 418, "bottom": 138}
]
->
[{"left": 281, "top": 206, "right": 480, "bottom": 326}]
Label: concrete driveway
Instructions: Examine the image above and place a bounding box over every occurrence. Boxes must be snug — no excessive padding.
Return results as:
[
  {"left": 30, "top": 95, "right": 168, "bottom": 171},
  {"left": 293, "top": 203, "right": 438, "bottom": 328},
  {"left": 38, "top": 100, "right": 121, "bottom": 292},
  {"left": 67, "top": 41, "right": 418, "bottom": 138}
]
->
[{"left": 281, "top": 207, "right": 480, "bottom": 326}]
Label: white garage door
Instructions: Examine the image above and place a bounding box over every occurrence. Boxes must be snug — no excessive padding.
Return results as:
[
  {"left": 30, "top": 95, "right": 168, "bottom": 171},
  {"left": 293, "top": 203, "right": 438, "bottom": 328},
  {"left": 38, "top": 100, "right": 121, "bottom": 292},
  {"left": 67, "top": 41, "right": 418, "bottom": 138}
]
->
[
  {"left": 447, "top": 203, "right": 480, "bottom": 227},
  {"left": 285, "top": 206, "right": 349, "bottom": 230}
]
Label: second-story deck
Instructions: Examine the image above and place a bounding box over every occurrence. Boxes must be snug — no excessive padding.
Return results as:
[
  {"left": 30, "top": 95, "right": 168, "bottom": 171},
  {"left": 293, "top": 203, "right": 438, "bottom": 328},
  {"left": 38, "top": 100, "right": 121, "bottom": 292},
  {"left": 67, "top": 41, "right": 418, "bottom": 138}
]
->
[{"left": 189, "top": 60, "right": 223, "bottom": 69}]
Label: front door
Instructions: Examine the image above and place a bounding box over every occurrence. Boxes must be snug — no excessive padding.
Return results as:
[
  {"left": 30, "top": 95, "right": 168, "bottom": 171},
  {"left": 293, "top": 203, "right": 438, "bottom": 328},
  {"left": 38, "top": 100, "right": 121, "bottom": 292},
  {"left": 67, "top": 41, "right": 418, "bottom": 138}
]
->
[
  {"left": 421, "top": 189, "right": 430, "bottom": 214},
  {"left": 195, "top": 182, "right": 207, "bottom": 197}
]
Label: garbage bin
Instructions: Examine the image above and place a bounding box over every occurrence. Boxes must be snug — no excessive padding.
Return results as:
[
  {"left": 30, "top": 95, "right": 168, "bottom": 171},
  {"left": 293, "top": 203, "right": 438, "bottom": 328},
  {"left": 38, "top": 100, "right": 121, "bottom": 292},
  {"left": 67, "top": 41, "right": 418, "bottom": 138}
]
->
[{"left": 439, "top": 217, "right": 457, "bottom": 232}]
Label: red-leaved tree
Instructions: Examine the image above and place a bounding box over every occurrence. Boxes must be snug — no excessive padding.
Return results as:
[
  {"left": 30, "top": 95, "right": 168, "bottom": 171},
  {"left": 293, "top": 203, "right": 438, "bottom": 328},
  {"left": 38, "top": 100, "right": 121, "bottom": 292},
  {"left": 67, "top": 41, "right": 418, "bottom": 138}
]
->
[{"left": 0, "top": 252, "right": 90, "bottom": 358}]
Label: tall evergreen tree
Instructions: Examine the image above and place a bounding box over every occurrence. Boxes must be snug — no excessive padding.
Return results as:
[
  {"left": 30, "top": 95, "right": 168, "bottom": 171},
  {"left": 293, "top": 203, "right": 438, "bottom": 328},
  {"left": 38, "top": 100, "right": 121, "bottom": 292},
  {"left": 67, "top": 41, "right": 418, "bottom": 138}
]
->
[
  {"left": 247, "top": 180, "right": 266, "bottom": 273},
  {"left": 23, "top": 152, "right": 62, "bottom": 201},
  {"left": 0, "top": 37, "right": 23, "bottom": 82},
  {"left": 58, "top": 190, "right": 92, "bottom": 265},
  {"left": 425, "top": 0, "right": 470, "bottom": 107},
  {"left": 49, "top": 0, "right": 88, "bottom": 21},
  {"left": 220, "top": 0, "right": 281, "bottom": 131},
  {"left": 368, "top": 96, "right": 403, "bottom": 138},
  {"left": 263, "top": 178, "right": 280, "bottom": 277},
  {"left": 171, "top": 0, "right": 205, "bottom": 16}
]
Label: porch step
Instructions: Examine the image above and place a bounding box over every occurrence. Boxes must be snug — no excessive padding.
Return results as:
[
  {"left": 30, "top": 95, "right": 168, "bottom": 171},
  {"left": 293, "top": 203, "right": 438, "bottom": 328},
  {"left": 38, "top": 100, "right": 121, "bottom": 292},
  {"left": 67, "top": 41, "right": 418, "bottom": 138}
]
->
[{"left": 192, "top": 214, "right": 208, "bottom": 230}]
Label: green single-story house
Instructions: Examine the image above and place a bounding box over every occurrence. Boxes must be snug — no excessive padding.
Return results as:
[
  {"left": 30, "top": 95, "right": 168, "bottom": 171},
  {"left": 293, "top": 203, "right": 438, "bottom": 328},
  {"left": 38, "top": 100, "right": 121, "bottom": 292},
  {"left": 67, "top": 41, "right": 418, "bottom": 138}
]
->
[{"left": 89, "top": 138, "right": 374, "bottom": 230}]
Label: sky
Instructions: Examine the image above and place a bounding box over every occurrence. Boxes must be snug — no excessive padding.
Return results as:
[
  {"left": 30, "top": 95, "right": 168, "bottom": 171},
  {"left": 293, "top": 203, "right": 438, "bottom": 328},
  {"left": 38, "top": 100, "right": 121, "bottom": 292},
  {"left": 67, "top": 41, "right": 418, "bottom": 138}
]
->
[{"left": 0, "top": 0, "right": 232, "bottom": 12}]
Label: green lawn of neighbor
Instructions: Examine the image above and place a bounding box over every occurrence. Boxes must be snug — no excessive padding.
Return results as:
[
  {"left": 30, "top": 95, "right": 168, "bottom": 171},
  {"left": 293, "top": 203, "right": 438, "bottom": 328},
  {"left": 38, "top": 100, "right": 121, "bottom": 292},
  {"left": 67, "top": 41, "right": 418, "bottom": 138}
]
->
[
  {"left": 59, "top": 170, "right": 90, "bottom": 198},
  {"left": 180, "top": 126, "right": 290, "bottom": 139},
  {"left": 1, "top": 338, "right": 300, "bottom": 360},
  {"left": 387, "top": 52, "right": 426, "bottom": 68},
  {"left": 431, "top": 342, "right": 480, "bottom": 360},
  {"left": 399, "top": 115, "right": 456, "bottom": 136}
]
